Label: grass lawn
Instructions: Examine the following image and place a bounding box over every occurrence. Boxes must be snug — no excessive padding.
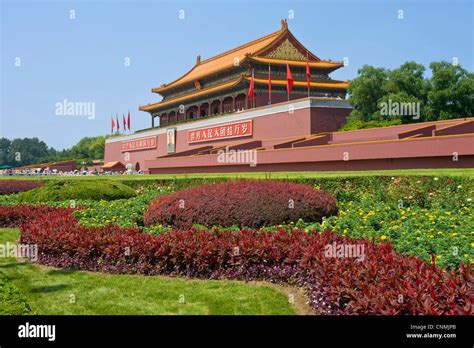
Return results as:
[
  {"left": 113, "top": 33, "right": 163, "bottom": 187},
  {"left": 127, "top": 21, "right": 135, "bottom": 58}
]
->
[
  {"left": 1, "top": 168, "right": 474, "bottom": 181},
  {"left": 0, "top": 228, "right": 295, "bottom": 315}
]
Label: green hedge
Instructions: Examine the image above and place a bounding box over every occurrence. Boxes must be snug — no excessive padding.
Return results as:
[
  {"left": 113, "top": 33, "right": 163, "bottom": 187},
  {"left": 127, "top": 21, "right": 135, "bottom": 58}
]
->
[
  {"left": 1, "top": 175, "right": 472, "bottom": 205},
  {"left": 0, "top": 271, "right": 31, "bottom": 315},
  {"left": 118, "top": 175, "right": 473, "bottom": 206},
  {"left": 15, "top": 180, "right": 136, "bottom": 203},
  {"left": 339, "top": 118, "right": 402, "bottom": 131}
]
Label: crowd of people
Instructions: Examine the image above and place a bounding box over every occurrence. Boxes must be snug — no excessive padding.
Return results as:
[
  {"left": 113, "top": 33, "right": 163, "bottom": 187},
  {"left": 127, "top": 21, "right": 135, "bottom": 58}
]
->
[{"left": 0, "top": 168, "right": 141, "bottom": 176}]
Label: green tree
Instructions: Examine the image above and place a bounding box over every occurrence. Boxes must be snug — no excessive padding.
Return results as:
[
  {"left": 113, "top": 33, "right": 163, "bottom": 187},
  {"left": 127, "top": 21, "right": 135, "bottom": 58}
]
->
[
  {"left": 347, "top": 65, "right": 390, "bottom": 122},
  {"left": 376, "top": 92, "right": 423, "bottom": 124},
  {"left": 0, "top": 138, "right": 11, "bottom": 166},
  {"left": 37, "top": 147, "right": 70, "bottom": 164},
  {"left": 68, "top": 136, "right": 105, "bottom": 161},
  {"left": 0, "top": 135, "right": 106, "bottom": 167},
  {"left": 8, "top": 138, "right": 49, "bottom": 166},
  {"left": 425, "top": 61, "right": 474, "bottom": 120},
  {"left": 345, "top": 60, "right": 473, "bottom": 129},
  {"left": 387, "top": 61, "right": 428, "bottom": 101}
]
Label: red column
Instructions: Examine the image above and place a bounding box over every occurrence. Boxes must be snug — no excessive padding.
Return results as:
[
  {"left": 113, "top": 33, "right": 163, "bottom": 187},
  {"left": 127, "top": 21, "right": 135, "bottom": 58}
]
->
[
  {"left": 151, "top": 115, "right": 155, "bottom": 128},
  {"left": 197, "top": 105, "right": 200, "bottom": 119},
  {"left": 208, "top": 102, "right": 211, "bottom": 116},
  {"left": 220, "top": 100, "right": 223, "bottom": 113}
]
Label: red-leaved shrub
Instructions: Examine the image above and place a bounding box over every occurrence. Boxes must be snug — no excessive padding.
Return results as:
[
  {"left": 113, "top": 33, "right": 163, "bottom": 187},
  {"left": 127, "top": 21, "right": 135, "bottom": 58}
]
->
[
  {"left": 0, "top": 180, "right": 45, "bottom": 195},
  {"left": 0, "top": 205, "right": 74, "bottom": 228},
  {"left": 144, "top": 180, "right": 338, "bottom": 228},
  {"left": 19, "top": 207, "right": 473, "bottom": 315}
]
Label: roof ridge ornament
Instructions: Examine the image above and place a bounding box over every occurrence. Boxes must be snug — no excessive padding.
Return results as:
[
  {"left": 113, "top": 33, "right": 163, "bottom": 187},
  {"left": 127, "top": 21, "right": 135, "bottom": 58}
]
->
[
  {"left": 281, "top": 19, "right": 288, "bottom": 30},
  {"left": 196, "top": 55, "right": 201, "bottom": 65}
]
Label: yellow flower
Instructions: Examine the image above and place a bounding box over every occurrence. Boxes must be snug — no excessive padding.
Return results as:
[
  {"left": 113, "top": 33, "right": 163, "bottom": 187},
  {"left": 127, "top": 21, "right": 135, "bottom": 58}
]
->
[{"left": 381, "top": 235, "right": 387, "bottom": 241}]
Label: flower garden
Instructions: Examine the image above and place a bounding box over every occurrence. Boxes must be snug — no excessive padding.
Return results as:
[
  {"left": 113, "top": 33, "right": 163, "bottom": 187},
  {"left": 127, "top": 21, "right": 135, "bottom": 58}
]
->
[{"left": 0, "top": 172, "right": 472, "bottom": 315}]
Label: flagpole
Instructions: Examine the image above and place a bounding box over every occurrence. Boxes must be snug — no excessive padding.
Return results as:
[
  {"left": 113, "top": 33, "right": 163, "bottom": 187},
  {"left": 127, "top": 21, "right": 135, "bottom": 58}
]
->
[
  {"left": 307, "top": 70, "right": 310, "bottom": 98},
  {"left": 268, "top": 64, "right": 271, "bottom": 105},
  {"left": 252, "top": 69, "right": 255, "bottom": 109},
  {"left": 307, "top": 64, "right": 310, "bottom": 98},
  {"left": 287, "top": 63, "right": 290, "bottom": 102},
  {"left": 307, "top": 51, "right": 310, "bottom": 98}
]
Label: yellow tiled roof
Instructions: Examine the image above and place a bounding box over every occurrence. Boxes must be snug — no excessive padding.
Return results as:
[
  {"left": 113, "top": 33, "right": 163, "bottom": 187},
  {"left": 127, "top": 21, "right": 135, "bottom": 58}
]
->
[
  {"left": 102, "top": 161, "right": 124, "bottom": 169},
  {"left": 141, "top": 77, "right": 243, "bottom": 112},
  {"left": 248, "top": 56, "right": 343, "bottom": 69},
  {"left": 152, "top": 25, "right": 289, "bottom": 94}
]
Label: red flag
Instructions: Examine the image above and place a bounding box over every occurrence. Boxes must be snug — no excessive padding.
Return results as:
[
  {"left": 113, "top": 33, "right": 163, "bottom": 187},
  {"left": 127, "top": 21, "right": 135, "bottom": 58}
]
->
[
  {"left": 268, "top": 65, "right": 272, "bottom": 105},
  {"left": 248, "top": 69, "right": 255, "bottom": 105},
  {"left": 306, "top": 60, "right": 311, "bottom": 97},
  {"left": 286, "top": 63, "right": 293, "bottom": 99},
  {"left": 127, "top": 110, "right": 131, "bottom": 131},
  {"left": 111, "top": 115, "right": 115, "bottom": 133},
  {"left": 116, "top": 114, "right": 120, "bottom": 132},
  {"left": 122, "top": 114, "right": 126, "bottom": 132}
]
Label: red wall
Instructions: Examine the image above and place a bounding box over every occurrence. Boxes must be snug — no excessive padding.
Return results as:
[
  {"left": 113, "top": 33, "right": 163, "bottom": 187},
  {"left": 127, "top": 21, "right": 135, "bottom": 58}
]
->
[
  {"left": 105, "top": 102, "right": 351, "bottom": 172},
  {"left": 150, "top": 156, "right": 474, "bottom": 174},
  {"left": 310, "top": 108, "right": 349, "bottom": 133},
  {"left": 145, "top": 132, "right": 474, "bottom": 173}
]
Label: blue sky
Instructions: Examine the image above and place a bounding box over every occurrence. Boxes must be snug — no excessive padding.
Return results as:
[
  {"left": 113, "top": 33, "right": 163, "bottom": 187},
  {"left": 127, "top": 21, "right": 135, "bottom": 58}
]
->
[{"left": 1, "top": 0, "right": 472, "bottom": 149}]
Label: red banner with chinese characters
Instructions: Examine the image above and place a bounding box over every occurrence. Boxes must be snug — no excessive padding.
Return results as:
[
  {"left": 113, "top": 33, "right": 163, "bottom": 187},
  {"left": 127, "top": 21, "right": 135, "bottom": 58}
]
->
[
  {"left": 121, "top": 136, "right": 157, "bottom": 152},
  {"left": 188, "top": 120, "right": 252, "bottom": 143}
]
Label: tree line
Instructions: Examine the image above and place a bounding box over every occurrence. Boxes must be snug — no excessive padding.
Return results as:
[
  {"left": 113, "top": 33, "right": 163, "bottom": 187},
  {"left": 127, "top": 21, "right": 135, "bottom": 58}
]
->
[
  {"left": 344, "top": 60, "right": 473, "bottom": 130},
  {"left": 0, "top": 136, "right": 106, "bottom": 167}
]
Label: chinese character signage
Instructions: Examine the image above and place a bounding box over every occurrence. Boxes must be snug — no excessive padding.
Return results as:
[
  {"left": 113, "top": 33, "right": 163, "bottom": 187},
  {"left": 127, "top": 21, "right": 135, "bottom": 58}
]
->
[
  {"left": 187, "top": 120, "right": 252, "bottom": 143},
  {"left": 166, "top": 127, "right": 177, "bottom": 153},
  {"left": 121, "top": 136, "right": 157, "bottom": 152}
]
